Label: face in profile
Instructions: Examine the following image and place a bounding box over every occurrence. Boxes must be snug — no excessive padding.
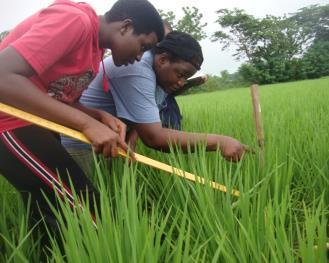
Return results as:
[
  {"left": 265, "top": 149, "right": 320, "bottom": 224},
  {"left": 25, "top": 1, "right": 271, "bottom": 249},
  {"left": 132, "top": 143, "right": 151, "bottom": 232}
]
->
[{"left": 111, "top": 27, "right": 158, "bottom": 66}]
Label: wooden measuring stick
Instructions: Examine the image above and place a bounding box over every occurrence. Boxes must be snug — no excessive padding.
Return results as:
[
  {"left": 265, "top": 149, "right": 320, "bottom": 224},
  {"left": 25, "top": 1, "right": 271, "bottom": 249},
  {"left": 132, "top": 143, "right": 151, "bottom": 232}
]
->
[
  {"left": 250, "top": 84, "right": 265, "bottom": 167},
  {"left": 0, "top": 102, "right": 240, "bottom": 196}
]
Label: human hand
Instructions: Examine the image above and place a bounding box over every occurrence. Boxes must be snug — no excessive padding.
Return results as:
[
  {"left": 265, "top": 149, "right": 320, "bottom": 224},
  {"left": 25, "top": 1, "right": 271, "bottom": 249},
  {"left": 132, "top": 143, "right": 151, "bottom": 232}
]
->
[
  {"left": 98, "top": 112, "right": 135, "bottom": 159},
  {"left": 186, "top": 74, "right": 208, "bottom": 86},
  {"left": 200, "top": 74, "right": 208, "bottom": 84},
  {"left": 126, "top": 129, "right": 139, "bottom": 153},
  {"left": 82, "top": 119, "right": 128, "bottom": 158},
  {"left": 99, "top": 111, "right": 127, "bottom": 142},
  {"left": 218, "top": 136, "right": 248, "bottom": 162}
]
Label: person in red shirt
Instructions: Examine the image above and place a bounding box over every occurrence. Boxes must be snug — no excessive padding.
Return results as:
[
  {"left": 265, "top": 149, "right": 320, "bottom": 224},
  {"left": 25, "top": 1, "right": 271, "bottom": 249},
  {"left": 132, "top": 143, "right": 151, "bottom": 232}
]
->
[{"left": 0, "top": 0, "right": 164, "bottom": 227}]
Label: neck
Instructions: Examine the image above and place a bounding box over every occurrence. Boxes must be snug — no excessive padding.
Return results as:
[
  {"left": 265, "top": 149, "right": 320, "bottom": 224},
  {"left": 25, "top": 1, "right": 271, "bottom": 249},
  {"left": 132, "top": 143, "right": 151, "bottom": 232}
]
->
[
  {"left": 152, "top": 53, "right": 159, "bottom": 71},
  {"left": 98, "top": 15, "right": 109, "bottom": 48}
]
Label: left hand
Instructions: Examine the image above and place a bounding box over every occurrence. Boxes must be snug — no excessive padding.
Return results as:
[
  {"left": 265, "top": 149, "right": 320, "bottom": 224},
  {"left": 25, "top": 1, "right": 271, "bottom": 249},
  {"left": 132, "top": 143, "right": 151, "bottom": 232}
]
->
[{"left": 99, "top": 111, "right": 127, "bottom": 142}]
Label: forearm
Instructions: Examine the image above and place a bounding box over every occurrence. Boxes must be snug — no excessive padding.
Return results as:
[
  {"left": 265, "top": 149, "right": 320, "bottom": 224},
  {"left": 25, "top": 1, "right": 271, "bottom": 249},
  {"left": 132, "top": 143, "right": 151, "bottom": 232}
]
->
[
  {"left": 0, "top": 73, "right": 94, "bottom": 132},
  {"left": 155, "top": 129, "right": 247, "bottom": 162},
  {"left": 161, "top": 129, "right": 224, "bottom": 152},
  {"left": 71, "top": 102, "right": 103, "bottom": 121},
  {"left": 138, "top": 126, "right": 222, "bottom": 152},
  {"left": 136, "top": 123, "right": 245, "bottom": 161}
]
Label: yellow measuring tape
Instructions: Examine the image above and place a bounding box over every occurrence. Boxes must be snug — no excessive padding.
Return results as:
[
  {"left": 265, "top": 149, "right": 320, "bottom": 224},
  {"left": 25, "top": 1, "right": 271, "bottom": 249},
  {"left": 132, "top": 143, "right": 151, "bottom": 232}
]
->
[{"left": 0, "top": 102, "right": 240, "bottom": 196}]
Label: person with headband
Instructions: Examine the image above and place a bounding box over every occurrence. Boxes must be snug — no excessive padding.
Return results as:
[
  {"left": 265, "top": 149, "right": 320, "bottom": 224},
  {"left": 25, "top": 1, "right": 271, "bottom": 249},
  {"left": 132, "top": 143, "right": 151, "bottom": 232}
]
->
[
  {"left": 62, "top": 31, "right": 247, "bottom": 174},
  {"left": 125, "top": 21, "right": 208, "bottom": 152}
]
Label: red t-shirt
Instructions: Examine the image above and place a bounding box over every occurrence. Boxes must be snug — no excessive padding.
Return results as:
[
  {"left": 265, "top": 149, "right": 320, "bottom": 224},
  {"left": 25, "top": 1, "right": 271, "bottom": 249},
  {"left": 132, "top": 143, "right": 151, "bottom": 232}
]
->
[{"left": 0, "top": 0, "right": 102, "bottom": 132}]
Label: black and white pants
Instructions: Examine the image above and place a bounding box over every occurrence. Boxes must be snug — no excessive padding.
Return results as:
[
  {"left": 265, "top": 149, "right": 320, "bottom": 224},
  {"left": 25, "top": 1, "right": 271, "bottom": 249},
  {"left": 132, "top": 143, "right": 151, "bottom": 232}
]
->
[{"left": 0, "top": 125, "right": 99, "bottom": 227}]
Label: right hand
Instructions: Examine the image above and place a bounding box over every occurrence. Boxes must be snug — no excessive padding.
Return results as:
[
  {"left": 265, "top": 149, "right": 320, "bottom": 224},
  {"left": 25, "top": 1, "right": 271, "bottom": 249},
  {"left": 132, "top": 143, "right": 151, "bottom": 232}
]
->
[
  {"left": 126, "top": 129, "right": 139, "bottom": 152},
  {"left": 82, "top": 119, "right": 128, "bottom": 158},
  {"left": 219, "top": 136, "right": 247, "bottom": 162},
  {"left": 200, "top": 74, "right": 208, "bottom": 84}
]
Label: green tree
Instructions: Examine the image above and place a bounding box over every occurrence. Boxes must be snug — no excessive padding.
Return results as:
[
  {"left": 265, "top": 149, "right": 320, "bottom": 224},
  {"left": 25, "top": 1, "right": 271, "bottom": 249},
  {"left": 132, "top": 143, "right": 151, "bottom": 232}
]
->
[
  {"left": 292, "top": 4, "right": 329, "bottom": 78},
  {"left": 176, "top": 7, "right": 207, "bottom": 41},
  {"left": 302, "top": 41, "right": 329, "bottom": 78},
  {"left": 158, "top": 9, "right": 176, "bottom": 28},
  {"left": 212, "top": 9, "right": 308, "bottom": 83},
  {"left": 291, "top": 4, "right": 329, "bottom": 42},
  {"left": 159, "top": 7, "right": 207, "bottom": 41},
  {"left": 212, "top": 9, "right": 258, "bottom": 61}
]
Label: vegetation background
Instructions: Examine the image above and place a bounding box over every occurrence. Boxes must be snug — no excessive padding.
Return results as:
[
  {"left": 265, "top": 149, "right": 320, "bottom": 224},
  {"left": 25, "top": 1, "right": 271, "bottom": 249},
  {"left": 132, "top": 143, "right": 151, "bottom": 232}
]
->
[
  {"left": 0, "top": 77, "right": 328, "bottom": 262},
  {"left": 158, "top": 4, "right": 329, "bottom": 93},
  {"left": 0, "top": 3, "right": 328, "bottom": 262}
]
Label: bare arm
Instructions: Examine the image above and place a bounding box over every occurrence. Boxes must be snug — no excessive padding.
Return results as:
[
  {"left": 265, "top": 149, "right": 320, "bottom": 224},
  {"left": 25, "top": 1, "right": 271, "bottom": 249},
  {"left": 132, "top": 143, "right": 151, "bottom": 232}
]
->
[
  {"left": 72, "top": 102, "right": 127, "bottom": 142},
  {"left": 126, "top": 128, "right": 139, "bottom": 152},
  {"left": 134, "top": 122, "right": 246, "bottom": 162},
  {"left": 0, "top": 47, "right": 127, "bottom": 157}
]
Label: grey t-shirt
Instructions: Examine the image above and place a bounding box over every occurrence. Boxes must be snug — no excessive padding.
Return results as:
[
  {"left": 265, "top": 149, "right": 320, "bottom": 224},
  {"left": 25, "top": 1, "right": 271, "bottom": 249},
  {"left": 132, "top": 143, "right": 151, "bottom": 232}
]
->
[{"left": 62, "top": 51, "right": 165, "bottom": 149}]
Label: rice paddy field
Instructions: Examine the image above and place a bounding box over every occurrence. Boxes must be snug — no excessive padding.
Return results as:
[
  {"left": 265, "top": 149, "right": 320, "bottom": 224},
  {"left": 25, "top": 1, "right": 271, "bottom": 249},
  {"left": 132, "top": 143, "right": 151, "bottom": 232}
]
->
[{"left": 0, "top": 77, "right": 328, "bottom": 262}]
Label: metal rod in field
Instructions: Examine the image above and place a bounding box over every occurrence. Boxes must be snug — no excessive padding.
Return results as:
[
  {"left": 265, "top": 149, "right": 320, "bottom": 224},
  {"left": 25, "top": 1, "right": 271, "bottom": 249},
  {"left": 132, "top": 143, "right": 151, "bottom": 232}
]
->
[
  {"left": 0, "top": 102, "right": 240, "bottom": 196},
  {"left": 250, "top": 84, "right": 265, "bottom": 167}
]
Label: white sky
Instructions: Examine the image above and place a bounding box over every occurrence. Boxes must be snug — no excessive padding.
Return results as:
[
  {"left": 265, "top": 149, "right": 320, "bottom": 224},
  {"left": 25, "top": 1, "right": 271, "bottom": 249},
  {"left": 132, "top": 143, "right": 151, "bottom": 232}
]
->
[{"left": 1, "top": 0, "right": 328, "bottom": 75}]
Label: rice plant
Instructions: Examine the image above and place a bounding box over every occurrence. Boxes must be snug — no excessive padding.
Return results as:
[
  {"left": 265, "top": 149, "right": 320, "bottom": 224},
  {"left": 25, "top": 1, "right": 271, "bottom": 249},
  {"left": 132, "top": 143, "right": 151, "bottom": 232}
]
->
[{"left": 0, "top": 77, "right": 328, "bottom": 262}]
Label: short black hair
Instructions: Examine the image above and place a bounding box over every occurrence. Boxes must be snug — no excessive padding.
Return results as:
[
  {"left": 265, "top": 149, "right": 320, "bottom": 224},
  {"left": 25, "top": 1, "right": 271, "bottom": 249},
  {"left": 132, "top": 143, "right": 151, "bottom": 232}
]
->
[
  {"left": 105, "top": 0, "right": 164, "bottom": 42},
  {"left": 154, "top": 31, "right": 203, "bottom": 70}
]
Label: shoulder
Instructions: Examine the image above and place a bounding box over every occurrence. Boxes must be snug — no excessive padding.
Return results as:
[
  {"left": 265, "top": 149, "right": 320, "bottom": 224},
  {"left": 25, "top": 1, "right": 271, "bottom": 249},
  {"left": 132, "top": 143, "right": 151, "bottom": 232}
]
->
[
  {"left": 39, "top": 1, "right": 97, "bottom": 32},
  {"left": 105, "top": 51, "right": 155, "bottom": 81}
]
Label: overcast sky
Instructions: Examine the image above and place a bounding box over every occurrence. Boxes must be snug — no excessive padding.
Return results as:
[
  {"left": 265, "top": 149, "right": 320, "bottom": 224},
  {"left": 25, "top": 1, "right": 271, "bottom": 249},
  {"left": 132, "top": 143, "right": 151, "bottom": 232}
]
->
[{"left": 1, "top": 0, "right": 328, "bottom": 75}]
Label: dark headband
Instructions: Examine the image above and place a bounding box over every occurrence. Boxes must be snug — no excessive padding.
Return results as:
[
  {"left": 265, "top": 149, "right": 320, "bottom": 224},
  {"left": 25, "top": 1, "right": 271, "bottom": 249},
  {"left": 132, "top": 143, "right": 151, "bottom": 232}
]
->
[{"left": 156, "top": 31, "right": 203, "bottom": 70}]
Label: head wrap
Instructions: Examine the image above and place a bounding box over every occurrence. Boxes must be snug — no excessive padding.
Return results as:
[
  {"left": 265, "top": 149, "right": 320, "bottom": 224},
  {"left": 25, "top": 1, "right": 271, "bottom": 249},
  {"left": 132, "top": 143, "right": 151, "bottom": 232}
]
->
[{"left": 156, "top": 31, "right": 203, "bottom": 70}]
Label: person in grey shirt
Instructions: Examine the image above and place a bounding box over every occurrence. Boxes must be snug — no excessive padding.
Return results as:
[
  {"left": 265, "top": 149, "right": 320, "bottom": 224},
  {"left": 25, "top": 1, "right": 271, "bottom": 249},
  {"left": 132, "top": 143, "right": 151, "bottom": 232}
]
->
[{"left": 62, "top": 31, "right": 248, "bottom": 174}]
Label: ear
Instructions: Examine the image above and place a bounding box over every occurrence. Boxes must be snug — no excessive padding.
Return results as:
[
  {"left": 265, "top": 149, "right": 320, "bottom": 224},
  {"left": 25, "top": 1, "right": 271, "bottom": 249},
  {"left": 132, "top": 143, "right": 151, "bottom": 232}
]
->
[
  {"left": 157, "top": 53, "right": 170, "bottom": 65},
  {"left": 120, "top": 19, "right": 134, "bottom": 35}
]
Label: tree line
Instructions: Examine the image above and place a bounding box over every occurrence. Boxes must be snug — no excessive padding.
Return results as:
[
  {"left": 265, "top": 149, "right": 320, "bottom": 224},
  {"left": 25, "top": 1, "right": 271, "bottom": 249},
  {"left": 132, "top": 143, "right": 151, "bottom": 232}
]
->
[
  {"left": 212, "top": 4, "right": 329, "bottom": 84},
  {"left": 162, "top": 4, "right": 328, "bottom": 86},
  {"left": 1, "top": 4, "right": 328, "bottom": 86}
]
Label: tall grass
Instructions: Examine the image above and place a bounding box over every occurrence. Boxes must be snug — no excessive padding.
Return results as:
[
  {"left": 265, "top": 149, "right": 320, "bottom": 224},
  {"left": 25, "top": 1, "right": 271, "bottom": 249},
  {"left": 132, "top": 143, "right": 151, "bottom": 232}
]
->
[{"left": 0, "top": 78, "right": 328, "bottom": 262}]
